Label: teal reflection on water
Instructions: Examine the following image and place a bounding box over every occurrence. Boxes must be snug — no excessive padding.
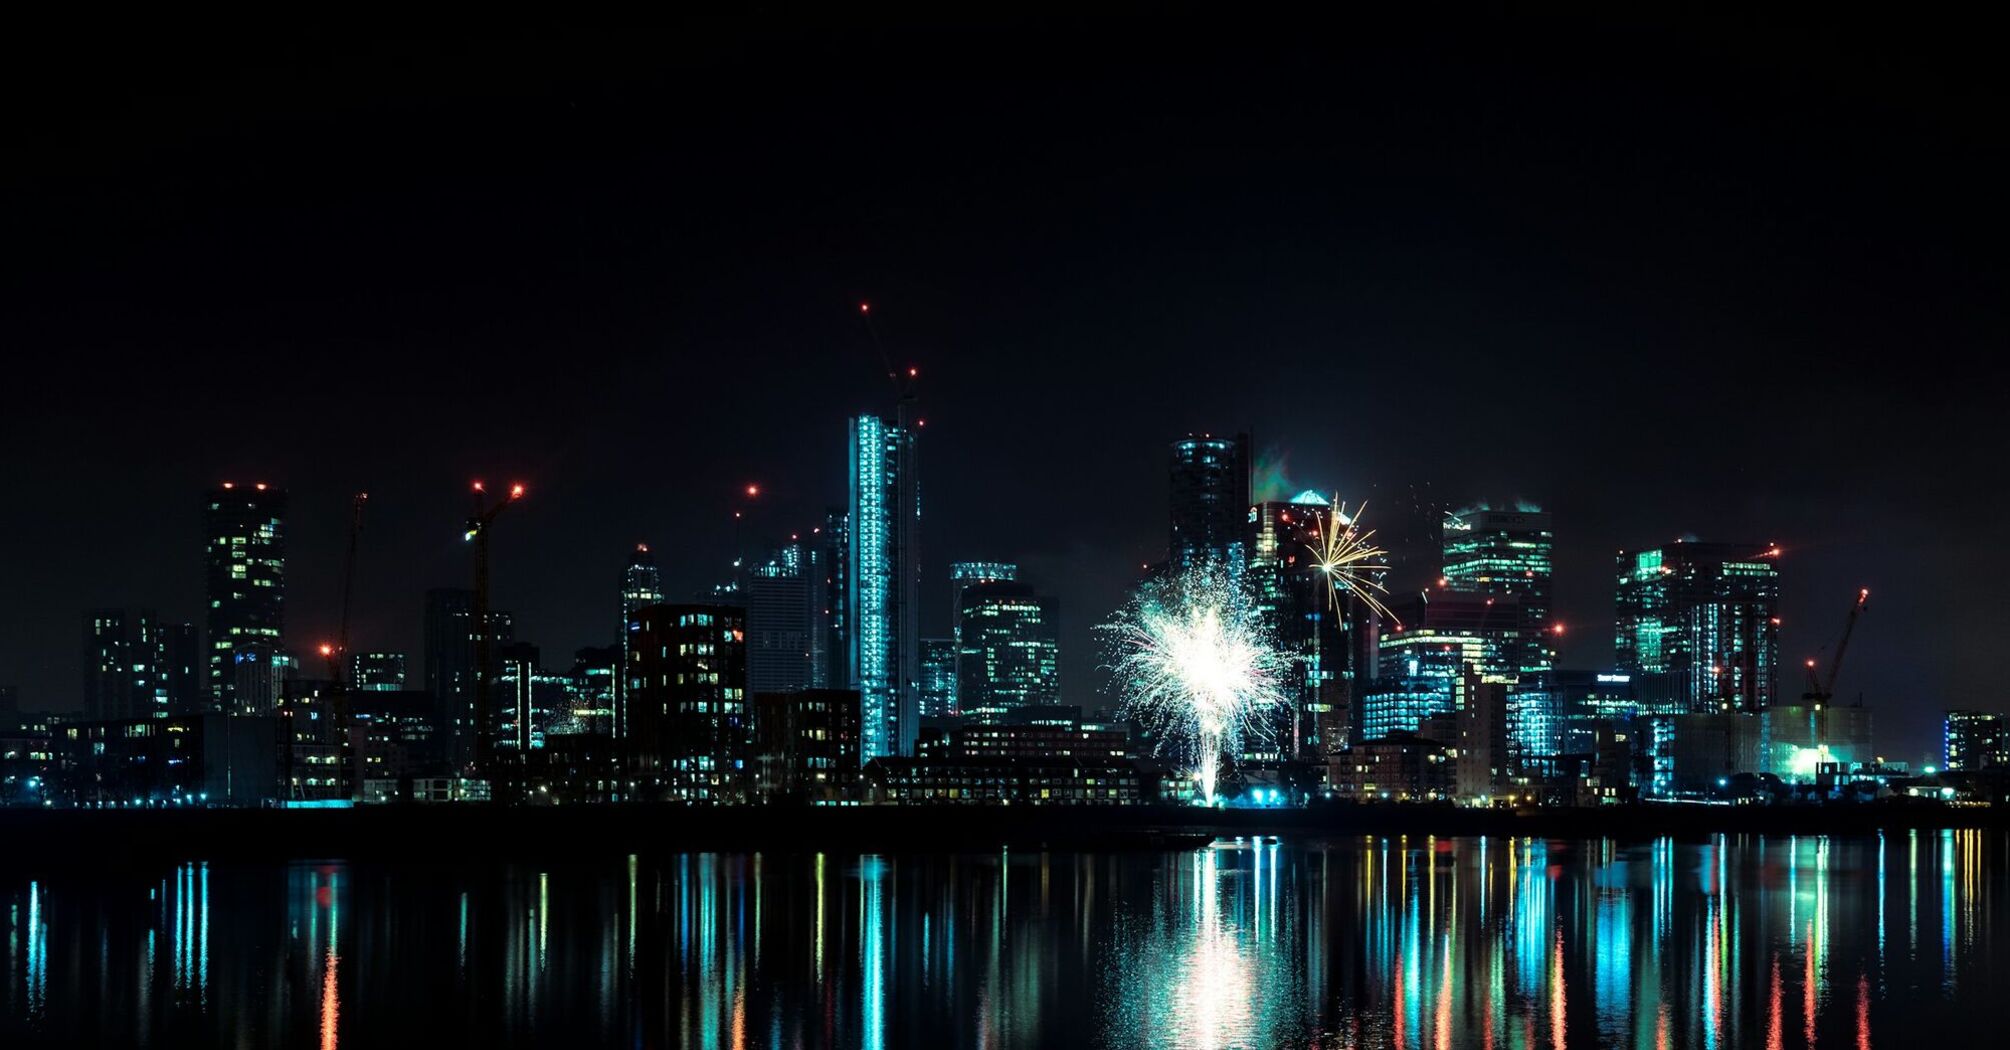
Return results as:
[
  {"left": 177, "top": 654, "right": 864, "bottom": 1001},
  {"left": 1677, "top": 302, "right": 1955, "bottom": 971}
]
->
[{"left": 3, "top": 831, "right": 2009, "bottom": 1046}]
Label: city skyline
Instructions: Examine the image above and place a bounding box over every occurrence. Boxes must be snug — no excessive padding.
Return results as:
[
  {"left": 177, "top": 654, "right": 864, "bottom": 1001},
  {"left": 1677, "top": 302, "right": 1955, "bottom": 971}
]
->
[{"left": 3, "top": 15, "right": 2003, "bottom": 764}]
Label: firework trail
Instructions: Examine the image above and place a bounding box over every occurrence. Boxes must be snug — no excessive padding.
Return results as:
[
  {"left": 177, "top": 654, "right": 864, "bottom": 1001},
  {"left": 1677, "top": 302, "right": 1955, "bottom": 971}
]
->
[
  {"left": 1307, "top": 496, "right": 1398, "bottom": 626},
  {"left": 1103, "top": 564, "right": 1290, "bottom": 805}
]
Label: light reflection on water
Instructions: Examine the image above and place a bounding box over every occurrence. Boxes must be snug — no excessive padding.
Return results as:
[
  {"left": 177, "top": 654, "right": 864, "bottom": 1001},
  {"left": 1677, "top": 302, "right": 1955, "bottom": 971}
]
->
[{"left": 3, "top": 831, "right": 2007, "bottom": 1047}]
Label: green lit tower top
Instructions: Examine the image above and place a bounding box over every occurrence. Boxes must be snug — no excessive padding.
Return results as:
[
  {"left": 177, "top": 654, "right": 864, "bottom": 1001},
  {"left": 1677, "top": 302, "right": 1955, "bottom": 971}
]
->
[
  {"left": 204, "top": 482, "right": 286, "bottom": 714},
  {"left": 1614, "top": 540, "right": 1781, "bottom": 713},
  {"left": 1442, "top": 506, "right": 1554, "bottom": 675}
]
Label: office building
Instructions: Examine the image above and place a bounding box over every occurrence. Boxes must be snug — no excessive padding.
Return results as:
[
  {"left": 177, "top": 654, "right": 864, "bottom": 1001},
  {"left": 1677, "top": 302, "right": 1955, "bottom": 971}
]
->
[
  {"left": 204, "top": 482, "right": 286, "bottom": 713},
  {"left": 82, "top": 609, "right": 169, "bottom": 721},
  {"left": 1168, "top": 432, "right": 1249, "bottom": 576},
  {"left": 618, "top": 544, "right": 665, "bottom": 740},
  {"left": 494, "top": 641, "right": 568, "bottom": 754},
  {"left": 752, "top": 688, "right": 861, "bottom": 801},
  {"left": 1249, "top": 495, "right": 1361, "bottom": 756},
  {"left": 919, "top": 638, "right": 957, "bottom": 717},
  {"left": 1615, "top": 541, "right": 1781, "bottom": 713},
  {"left": 1327, "top": 731, "right": 1453, "bottom": 801},
  {"left": 847, "top": 409, "right": 920, "bottom": 761},
  {"left": 955, "top": 582, "right": 1060, "bottom": 721},
  {"left": 423, "top": 588, "right": 514, "bottom": 772},
  {"left": 627, "top": 603, "right": 749, "bottom": 800},
  {"left": 1945, "top": 710, "right": 2005, "bottom": 771},
  {"left": 350, "top": 651, "right": 406, "bottom": 692},
  {"left": 1442, "top": 506, "right": 1556, "bottom": 675},
  {"left": 748, "top": 539, "right": 821, "bottom": 695},
  {"left": 566, "top": 646, "right": 620, "bottom": 737},
  {"left": 1365, "top": 592, "right": 1521, "bottom": 741}
]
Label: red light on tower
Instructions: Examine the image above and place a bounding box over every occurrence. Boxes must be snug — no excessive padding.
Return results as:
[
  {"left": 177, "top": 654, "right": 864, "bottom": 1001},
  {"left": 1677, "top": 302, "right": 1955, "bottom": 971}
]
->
[
  {"left": 907, "top": 367, "right": 918, "bottom": 378},
  {"left": 473, "top": 480, "right": 485, "bottom": 493},
  {"left": 222, "top": 482, "right": 235, "bottom": 489},
  {"left": 318, "top": 643, "right": 333, "bottom": 657},
  {"left": 509, "top": 483, "right": 525, "bottom": 499},
  {"left": 859, "top": 302, "right": 870, "bottom": 314},
  {"left": 745, "top": 484, "right": 761, "bottom": 498},
  {"left": 1552, "top": 623, "right": 1566, "bottom": 635},
  {"left": 255, "top": 482, "right": 267, "bottom": 491}
]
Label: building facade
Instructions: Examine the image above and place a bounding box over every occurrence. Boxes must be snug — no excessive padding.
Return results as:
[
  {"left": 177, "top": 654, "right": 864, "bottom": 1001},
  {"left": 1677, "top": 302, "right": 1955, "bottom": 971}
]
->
[
  {"left": 1616, "top": 541, "right": 1781, "bottom": 713},
  {"left": 627, "top": 603, "right": 749, "bottom": 800},
  {"left": 204, "top": 483, "right": 286, "bottom": 714},
  {"left": 955, "top": 582, "right": 1060, "bottom": 721},
  {"left": 752, "top": 689, "right": 861, "bottom": 801},
  {"left": 350, "top": 651, "right": 407, "bottom": 692},
  {"left": 1169, "top": 433, "right": 1249, "bottom": 577},
  {"left": 423, "top": 587, "right": 514, "bottom": 772},
  {"left": 847, "top": 410, "right": 920, "bottom": 761},
  {"left": 1945, "top": 710, "right": 2005, "bottom": 771},
  {"left": 1441, "top": 507, "right": 1556, "bottom": 676}
]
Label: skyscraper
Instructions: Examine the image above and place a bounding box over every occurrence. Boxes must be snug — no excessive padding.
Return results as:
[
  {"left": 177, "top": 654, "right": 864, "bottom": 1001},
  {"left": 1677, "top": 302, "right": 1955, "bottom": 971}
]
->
[
  {"left": 424, "top": 587, "right": 514, "bottom": 772},
  {"left": 204, "top": 482, "right": 286, "bottom": 713},
  {"left": 618, "top": 544, "right": 665, "bottom": 740},
  {"left": 955, "top": 582, "right": 1060, "bottom": 721},
  {"left": 1615, "top": 541, "right": 1781, "bottom": 713},
  {"left": 947, "top": 560, "right": 1017, "bottom": 713},
  {"left": 1249, "top": 495, "right": 1358, "bottom": 756},
  {"left": 1442, "top": 506, "right": 1555, "bottom": 675},
  {"left": 918, "top": 638, "right": 957, "bottom": 718},
  {"left": 1168, "top": 432, "right": 1249, "bottom": 576},
  {"left": 847, "top": 409, "right": 920, "bottom": 761},
  {"left": 627, "top": 603, "right": 748, "bottom": 800},
  {"left": 1365, "top": 592, "right": 1522, "bottom": 742},
  {"left": 748, "top": 539, "right": 820, "bottom": 695}
]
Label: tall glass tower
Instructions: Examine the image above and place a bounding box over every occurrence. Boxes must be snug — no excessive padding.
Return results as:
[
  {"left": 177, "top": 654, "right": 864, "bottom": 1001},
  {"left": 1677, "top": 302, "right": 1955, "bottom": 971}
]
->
[
  {"left": 1168, "top": 433, "right": 1250, "bottom": 577},
  {"left": 847, "top": 406, "right": 919, "bottom": 761},
  {"left": 954, "top": 582, "right": 1060, "bottom": 721},
  {"left": 1615, "top": 541, "right": 1781, "bottom": 713},
  {"left": 204, "top": 483, "right": 286, "bottom": 714},
  {"left": 618, "top": 544, "right": 665, "bottom": 741},
  {"left": 1441, "top": 507, "right": 1555, "bottom": 675}
]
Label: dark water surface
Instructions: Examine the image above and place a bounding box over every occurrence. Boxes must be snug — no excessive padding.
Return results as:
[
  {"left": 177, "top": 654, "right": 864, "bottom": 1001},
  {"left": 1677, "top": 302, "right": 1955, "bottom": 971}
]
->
[{"left": 5, "top": 831, "right": 2007, "bottom": 1047}]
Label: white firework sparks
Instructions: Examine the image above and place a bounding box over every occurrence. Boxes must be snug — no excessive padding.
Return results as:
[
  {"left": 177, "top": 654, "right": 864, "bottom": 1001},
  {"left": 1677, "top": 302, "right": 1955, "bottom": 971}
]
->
[{"left": 1104, "top": 565, "right": 1290, "bottom": 805}]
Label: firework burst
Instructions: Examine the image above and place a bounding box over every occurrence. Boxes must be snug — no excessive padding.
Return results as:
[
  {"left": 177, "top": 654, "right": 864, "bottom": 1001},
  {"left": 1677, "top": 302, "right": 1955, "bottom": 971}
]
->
[
  {"left": 1306, "top": 497, "right": 1398, "bottom": 625},
  {"left": 1103, "top": 565, "right": 1289, "bottom": 805}
]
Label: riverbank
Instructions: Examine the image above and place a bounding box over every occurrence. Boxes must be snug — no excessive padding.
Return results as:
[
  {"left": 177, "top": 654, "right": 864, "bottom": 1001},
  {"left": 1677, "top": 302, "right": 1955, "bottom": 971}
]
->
[{"left": 4, "top": 801, "right": 2004, "bottom": 870}]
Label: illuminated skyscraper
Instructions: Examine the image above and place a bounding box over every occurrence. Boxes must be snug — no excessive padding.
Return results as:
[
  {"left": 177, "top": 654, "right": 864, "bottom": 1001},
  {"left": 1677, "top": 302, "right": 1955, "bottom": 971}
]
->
[
  {"left": 617, "top": 544, "right": 665, "bottom": 741},
  {"left": 948, "top": 560, "right": 1017, "bottom": 712},
  {"left": 1365, "top": 592, "right": 1521, "bottom": 742},
  {"left": 204, "top": 482, "right": 286, "bottom": 713},
  {"left": 847, "top": 408, "right": 920, "bottom": 761},
  {"left": 955, "top": 582, "right": 1060, "bottom": 721},
  {"left": 1169, "top": 433, "right": 1249, "bottom": 576},
  {"left": 1249, "top": 494, "right": 1358, "bottom": 756},
  {"left": 1442, "top": 506, "right": 1555, "bottom": 675},
  {"left": 1615, "top": 541, "right": 1781, "bottom": 713},
  {"left": 919, "top": 638, "right": 957, "bottom": 717}
]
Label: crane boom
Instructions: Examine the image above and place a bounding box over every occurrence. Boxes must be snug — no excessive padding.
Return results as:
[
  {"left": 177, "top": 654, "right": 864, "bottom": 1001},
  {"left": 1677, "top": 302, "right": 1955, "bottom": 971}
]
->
[{"left": 1822, "top": 588, "right": 1870, "bottom": 700}]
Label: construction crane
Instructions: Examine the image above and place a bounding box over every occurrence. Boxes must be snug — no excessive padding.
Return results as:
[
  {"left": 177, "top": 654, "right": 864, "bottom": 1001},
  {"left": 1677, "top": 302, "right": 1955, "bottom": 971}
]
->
[
  {"left": 465, "top": 480, "right": 525, "bottom": 785},
  {"left": 1801, "top": 587, "right": 1870, "bottom": 706},
  {"left": 317, "top": 492, "right": 368, "bottom": 801}
]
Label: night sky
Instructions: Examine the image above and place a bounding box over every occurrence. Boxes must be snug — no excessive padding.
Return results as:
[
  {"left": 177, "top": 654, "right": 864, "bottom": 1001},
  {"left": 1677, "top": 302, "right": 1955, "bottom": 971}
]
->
[{"left": 2, "top": 12, "right": 2002, "bottom": 760}]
